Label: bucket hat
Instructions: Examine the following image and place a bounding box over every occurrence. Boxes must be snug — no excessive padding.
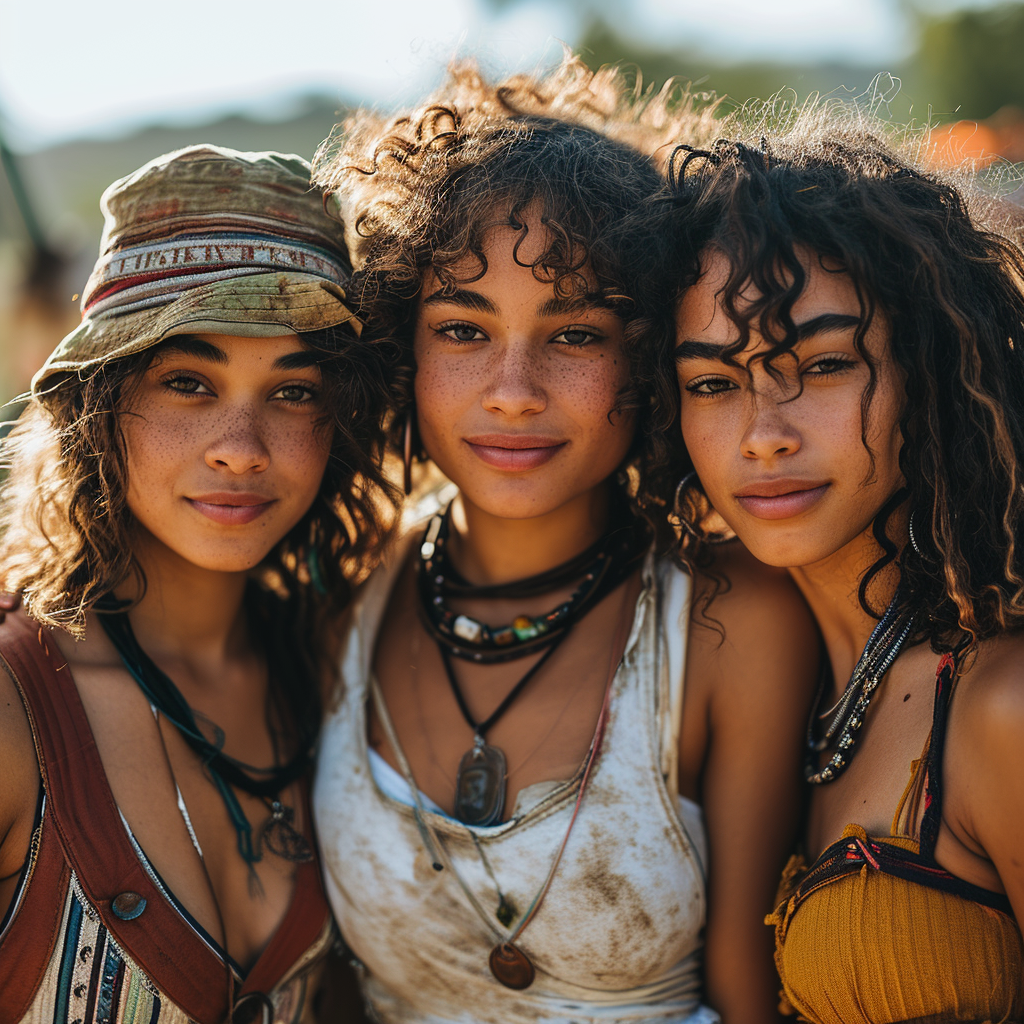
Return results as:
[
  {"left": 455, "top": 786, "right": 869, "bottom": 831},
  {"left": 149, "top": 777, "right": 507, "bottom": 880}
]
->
[{"left": 33, "top": 144, "right": 359, "bottom": 397}]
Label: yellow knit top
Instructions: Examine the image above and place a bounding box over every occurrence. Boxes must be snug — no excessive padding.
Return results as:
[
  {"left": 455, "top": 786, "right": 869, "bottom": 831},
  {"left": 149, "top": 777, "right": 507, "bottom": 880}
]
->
[{"left": 768, "top": 653, "right": 1024, "bottom": 1024}]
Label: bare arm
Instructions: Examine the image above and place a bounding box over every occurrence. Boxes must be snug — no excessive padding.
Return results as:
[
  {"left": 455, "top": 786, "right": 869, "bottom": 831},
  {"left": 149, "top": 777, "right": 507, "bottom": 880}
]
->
[
  {"left": 950, "top": 642, "right": 1024, "bottom": 950},
  {"left": 682, "top": 547, "right": 819, "bottom": 1024},
  {"left": 0, "top": 660, "right": 41, "bottom": 920}
]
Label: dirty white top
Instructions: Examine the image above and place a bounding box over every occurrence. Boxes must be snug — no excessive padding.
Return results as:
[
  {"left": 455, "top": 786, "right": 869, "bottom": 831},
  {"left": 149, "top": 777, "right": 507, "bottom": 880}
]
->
[{"left": 315, "top": 535, "right": 719, "bottom": 1024}]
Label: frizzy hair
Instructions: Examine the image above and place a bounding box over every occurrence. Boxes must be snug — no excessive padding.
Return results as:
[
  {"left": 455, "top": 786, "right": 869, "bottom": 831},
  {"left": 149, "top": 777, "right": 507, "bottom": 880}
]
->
[
  {"left": 631, "top": 101, "right": 1024, "bottom": 650},
  {"left": 0, "top": 325, "right": 397, "bottom": 668},
  {"left": 312, "top": 55, "right": 719, "bottom": 542}
]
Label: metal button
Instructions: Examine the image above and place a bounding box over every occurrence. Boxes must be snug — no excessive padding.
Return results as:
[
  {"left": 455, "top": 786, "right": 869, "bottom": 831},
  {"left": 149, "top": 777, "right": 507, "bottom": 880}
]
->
[{"left": 111, "top": 892, "right": 146, "bottom": 920}]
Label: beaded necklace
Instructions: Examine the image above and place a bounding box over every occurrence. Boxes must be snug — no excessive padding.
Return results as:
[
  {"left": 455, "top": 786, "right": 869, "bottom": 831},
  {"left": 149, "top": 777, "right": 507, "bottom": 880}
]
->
[{"left": 805, "top": 593, "right": 915, "bottom": 784}]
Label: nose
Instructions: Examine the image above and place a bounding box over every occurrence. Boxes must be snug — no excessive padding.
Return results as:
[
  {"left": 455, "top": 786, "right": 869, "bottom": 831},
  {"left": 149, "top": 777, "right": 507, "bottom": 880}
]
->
[
  {"left": 740, "top": 389, "right": 802, "bottom": 461},
  {"left": 481, "top": 342, "right": 547, "bottom": 417},
  {"left": 205, "top": 407, "right": 271, "bottom": 474}
]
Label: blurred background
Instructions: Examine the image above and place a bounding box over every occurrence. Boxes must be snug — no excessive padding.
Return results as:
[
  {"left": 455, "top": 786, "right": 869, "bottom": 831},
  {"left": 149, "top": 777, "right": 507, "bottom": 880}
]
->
[{"left": 2, "top": 0, "right": 1023, "bottom": 406}]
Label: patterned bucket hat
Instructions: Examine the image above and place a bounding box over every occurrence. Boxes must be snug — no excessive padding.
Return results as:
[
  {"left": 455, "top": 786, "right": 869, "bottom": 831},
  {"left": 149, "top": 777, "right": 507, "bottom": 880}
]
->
[{"left": 33, "top": 144, "right": 359, "bottom": 397}]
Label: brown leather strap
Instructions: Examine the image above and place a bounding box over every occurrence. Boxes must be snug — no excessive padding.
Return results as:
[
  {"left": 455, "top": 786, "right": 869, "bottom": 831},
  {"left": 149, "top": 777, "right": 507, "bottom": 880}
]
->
[
  {"left": 0, "top": 793, "right": 71, "bottom": 1024},
  {"left": 0, "top": 612, "right": 332, "bottom": 1019}
]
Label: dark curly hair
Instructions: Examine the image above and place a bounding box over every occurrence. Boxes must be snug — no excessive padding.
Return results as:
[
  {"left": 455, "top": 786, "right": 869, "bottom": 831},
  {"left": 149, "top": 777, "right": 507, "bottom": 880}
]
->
[
  {"left": 0, "top": 324, "right": 396, "bottom": 712},
  {"left": 632, "top": 106, "right": 1024, "bottom": 651},
  {"left": 312, "top": 57, "right": 720, "bottom": 544}
]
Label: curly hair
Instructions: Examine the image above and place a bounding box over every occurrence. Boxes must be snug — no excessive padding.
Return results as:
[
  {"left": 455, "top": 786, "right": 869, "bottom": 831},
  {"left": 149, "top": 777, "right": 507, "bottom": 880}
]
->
[
  {"left": 313, "top": 54, "right": 720, "bottom": 543},
  {"left": 0, "top": 325, "right": 397, "bottom": 688},
  {"left": 632, "top": 99, "right": 1024, "bottom": 650}
]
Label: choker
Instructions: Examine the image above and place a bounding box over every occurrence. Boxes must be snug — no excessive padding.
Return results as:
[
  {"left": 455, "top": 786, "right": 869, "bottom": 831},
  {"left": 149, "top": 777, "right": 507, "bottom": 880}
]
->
[
  {"left": 417, "top": 505, "right": 646, "bottom": 665},
  {"left": 805, "top": 594, "right": 914, "bottom": 784}
]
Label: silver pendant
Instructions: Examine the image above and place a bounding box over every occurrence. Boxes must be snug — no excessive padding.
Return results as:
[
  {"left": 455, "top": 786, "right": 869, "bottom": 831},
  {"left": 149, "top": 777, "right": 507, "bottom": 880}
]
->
[{"left": 454, "top": 736, "right": 506, "bottom": 826}]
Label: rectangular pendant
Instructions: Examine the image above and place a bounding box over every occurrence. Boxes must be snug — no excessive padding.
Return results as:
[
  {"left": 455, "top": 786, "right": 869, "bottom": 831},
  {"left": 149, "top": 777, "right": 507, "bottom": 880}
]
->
[{"left": 454, "top": 741, "right": 507, "bottom": 826}]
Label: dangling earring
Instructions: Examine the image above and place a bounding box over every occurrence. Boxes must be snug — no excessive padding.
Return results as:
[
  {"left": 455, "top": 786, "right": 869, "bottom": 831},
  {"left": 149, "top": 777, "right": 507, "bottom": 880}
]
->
[
  {"left": 672, "top": 471, "right": 732, "bottom": 545},
  {"left": 908, "top": 510, "right": 922, "bottom": 556},
  {"left": 403, "top": 407, "right": 414, "bottom": 497}
]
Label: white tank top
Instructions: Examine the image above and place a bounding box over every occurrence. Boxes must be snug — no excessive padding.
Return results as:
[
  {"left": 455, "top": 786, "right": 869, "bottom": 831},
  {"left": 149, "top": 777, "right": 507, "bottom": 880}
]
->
[{"left": 314, "top": 535, "right": 719, "bottom": 1024}]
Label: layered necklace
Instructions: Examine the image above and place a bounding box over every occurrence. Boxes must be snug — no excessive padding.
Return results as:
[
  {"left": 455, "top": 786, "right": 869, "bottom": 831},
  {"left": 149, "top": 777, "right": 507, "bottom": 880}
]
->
[
  {"left": 99, "top": 605, "right": 315, "bottom": 873},
  {"left": 416, "top": 505, "right": 647, "bottom": 827},
  {"left": 805, "top": 593, "right": 915, "bottom": 784}
]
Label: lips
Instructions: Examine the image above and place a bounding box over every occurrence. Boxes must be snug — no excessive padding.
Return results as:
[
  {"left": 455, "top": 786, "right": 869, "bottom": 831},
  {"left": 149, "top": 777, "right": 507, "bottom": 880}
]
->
[
  {"left": 186, "top": 492, "right": 276, "bottom": 526},
  {"left": 734, "top": 480, "right": 830, "bottom": 521},
  {"left": 464, "top": 434, "right": 567, "bottom": 472}
]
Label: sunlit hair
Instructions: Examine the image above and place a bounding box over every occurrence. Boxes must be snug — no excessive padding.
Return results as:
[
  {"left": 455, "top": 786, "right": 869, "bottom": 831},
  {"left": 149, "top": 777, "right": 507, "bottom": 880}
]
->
[
  {"left": 0, "top": 326, "right": 396, "bottom": 685},
  {"left": 633, "top": 98, "right": 1024, "bottom": 650},
  {"left": 312, "top": 54, "right": 720, "bottom": 535}
]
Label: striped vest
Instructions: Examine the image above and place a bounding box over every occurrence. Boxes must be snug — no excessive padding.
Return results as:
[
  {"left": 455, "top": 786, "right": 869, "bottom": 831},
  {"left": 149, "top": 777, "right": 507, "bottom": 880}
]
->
[{"left": 0, "top": 614, "right": 333, "bottom": 1024}]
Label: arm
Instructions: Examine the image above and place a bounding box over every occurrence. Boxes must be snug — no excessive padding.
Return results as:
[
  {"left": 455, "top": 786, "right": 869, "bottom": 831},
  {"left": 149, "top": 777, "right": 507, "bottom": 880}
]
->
[
  {"left": 948, "top": 640, "right": 1024, "bottom": 942},
  {"left": 681, "top": 547, "right": 819, "bottom": 1024},
  {"left": 0, "top": 658, "right": 42, "bottom": 921}
]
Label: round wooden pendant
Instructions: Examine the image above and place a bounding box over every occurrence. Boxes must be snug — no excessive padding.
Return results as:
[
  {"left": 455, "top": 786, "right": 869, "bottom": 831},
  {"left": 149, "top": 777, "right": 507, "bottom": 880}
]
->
[{"left": 489, "top": 942, "right": 535, "bottom": 990}]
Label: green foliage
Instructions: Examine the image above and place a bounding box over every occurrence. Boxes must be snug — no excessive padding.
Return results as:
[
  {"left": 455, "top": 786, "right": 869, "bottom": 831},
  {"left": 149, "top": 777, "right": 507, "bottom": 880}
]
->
[{"left": 916, "top": 3, "right": 1024, "bottom": 120}]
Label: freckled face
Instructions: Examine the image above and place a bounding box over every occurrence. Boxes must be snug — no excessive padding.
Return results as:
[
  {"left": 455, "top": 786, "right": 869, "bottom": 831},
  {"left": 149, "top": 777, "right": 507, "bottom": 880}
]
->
[
  {"left": 121, "top": 333, "right": 331, "bottom": 573},
  {"left": 675, "top": 250, "right": 905, "bottom": 569},
  {"left": 413, "top": 219, "right": 634, "bottom": 520}
]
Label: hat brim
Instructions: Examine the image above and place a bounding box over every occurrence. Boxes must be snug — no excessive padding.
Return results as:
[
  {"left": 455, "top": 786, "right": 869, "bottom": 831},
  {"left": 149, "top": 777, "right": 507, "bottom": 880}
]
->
[{"left": 32, "top": 270, "right": 360, "bottom": 397}]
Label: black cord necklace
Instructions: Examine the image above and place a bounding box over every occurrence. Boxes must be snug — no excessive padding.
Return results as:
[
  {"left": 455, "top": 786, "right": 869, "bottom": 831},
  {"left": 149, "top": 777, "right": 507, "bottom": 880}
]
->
[
  {"left": 99, "top": 606, "right": 314, "bottom": 869},
  {"left": 416, "top": 503, "right": 648, "bottom": 824}
]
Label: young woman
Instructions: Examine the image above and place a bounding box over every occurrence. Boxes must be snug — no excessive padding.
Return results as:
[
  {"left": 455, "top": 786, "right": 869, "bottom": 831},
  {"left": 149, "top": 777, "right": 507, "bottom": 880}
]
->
[
  {"left": 0, "top": 145, "right": 392, "bottom": 1024},
  {"left": 650, "top": 117, "right": 1024, "bottom": 1021},
  {"left": 312, "top": 62, "right": 819, "bottom": 1024}
]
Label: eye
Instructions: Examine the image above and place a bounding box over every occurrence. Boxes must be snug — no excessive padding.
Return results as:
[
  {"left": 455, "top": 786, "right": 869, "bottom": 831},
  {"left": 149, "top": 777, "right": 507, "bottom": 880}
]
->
[
  {"left": 273, "top": 384, "right": 318, "bottom": 404},
  {"left": 804, "top": 355, "right": 856, "bottom": 378},
  {"left": 684, "top": 375, "right": 737, "bottom": 397},
  {"left": 552, "top": 327, "right": 601, "bottom": 348},
  {"left": 437, "top": 321, "right": 486, "bottom": 344},
  {"left": 162, "top": 373, "right": 212, "bottom": 396}
]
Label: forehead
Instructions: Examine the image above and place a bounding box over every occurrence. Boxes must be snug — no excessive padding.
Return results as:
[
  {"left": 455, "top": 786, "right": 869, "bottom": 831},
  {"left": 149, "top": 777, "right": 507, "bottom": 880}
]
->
[{"left": 676, "top": 247, "right": 862, "bottom": 338}]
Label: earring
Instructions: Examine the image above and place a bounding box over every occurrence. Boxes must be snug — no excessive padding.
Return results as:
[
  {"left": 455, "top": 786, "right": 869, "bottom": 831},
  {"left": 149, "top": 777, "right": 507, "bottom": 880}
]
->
[
  {"left": 403, "top": 407, "right": 414, "bottom": 496},
  {"left": 673, "top": 471, "right": 732, "bottom": 545},
  {"left": 908, "top": 510, "right": 922, "bottom": 556}
]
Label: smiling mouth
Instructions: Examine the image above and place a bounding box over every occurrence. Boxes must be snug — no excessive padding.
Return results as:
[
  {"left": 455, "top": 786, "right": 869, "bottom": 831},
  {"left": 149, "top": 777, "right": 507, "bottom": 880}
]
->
[
  {"left": 734, "top": 482, "right": 830, "bottom": 521},
  {"left": 464, "top": 435, "right": 567, "bottom": 472},
  {"left": 186, "top": 495, "right": 276, "bottom": 525}
]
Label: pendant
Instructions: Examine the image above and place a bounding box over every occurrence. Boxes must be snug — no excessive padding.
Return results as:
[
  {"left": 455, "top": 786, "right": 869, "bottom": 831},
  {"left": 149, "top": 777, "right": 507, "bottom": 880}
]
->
[
  {"left": 454, "top": 736, "right": 506, "bottom": 826},
  {"left": 489, "top": 942, "right": 535, "bottom": 989},
  {"left": 260, "top": 801, "right": 314, "bottom": 863}
]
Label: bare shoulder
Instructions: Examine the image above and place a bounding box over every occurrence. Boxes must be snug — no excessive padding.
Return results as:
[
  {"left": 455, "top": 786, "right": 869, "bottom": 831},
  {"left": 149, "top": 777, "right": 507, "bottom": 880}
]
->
[
  {"left": 690, "top": 541, "right": 820, "bottom": 683},
  {"left": 955, "top": 633, "right": 1024, "bottom": 735}
]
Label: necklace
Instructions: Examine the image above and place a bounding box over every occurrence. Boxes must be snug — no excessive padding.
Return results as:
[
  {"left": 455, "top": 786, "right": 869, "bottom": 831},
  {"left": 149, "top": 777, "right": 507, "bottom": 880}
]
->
[
  {"left": 371, "top": 587, "right": 633, "bottom": 990},
  {"left": 99, "top": 607, "right": 314, "bottom": 869},
  {"left": 417, "top": 505, "right": 646, "bottom": 664},
  {"left": 439, "top": 635, "right": 568, "bottom": 825},
  {"left": 805, "top": 594, "right": 914, "bottom": 784}
]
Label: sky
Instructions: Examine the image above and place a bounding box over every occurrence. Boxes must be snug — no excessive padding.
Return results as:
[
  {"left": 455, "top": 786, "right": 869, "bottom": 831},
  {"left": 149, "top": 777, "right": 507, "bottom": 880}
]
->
[{"left": 0, "top": 0, "right": 1003, "bottom": 149}]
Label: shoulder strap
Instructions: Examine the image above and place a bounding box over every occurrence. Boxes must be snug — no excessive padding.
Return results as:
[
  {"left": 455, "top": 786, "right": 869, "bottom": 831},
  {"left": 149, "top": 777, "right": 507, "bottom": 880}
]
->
[
  {"left": 0, "top": 797, "right": 71, "bottom": 1024},
  {"left": 658, "top": 560, "right": 692, "bottom": 800},
  {"left": 0, "top": 613, "right": 231, "bottom": 1022},
  {"left": 918, "top": 649, "right": 962, "bottom": 859}
]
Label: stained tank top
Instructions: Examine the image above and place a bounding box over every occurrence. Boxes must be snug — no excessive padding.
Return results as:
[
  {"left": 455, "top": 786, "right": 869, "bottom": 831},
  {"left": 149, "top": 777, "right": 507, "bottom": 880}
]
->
[
  {"left": 0, "top": 613, "right": 333, "bottom": 1024},
  {"left": 314, "top": 536, "right": 719, "bottom": 1024}
]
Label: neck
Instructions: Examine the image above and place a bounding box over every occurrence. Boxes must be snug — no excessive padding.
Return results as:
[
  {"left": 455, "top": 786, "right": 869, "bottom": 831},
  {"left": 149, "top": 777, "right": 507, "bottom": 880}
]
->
[
  {"left": 788, "top": 526, "right": 901, "bottom": 688},
  {"left": 447, "top": 484, "right": 613, "bottom": 586},
  {"left": 115, "top": 527, "right": 250, "bottom": 666}
]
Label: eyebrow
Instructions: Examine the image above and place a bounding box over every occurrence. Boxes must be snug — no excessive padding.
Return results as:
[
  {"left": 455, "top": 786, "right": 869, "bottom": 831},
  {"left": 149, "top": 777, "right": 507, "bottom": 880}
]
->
[
  {"left": 155, "top": 335, "right": 320, "bottom": 371},
  {"left": 675, "top": 312, "right": 862, "bottom": 359},
  {"left": 422, "top": 289, "right": 497, "bottom": 315}
]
